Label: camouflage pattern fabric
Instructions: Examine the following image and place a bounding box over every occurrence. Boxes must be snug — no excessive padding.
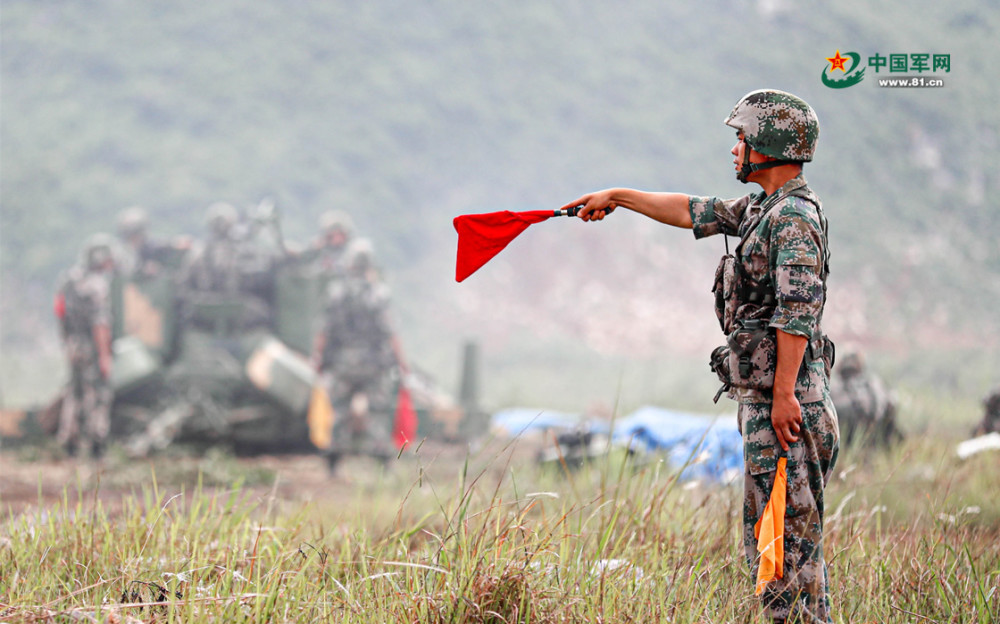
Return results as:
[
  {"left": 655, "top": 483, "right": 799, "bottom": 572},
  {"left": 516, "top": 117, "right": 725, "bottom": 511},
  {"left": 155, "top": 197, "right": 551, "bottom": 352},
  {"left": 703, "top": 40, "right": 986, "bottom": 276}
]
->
[
  {"left": 318, "top": 274, "right": 396, "bottom": 461},
  {"left": 724, "top": 90, "right": 819, "bottom": 162},
  {"left": 742, "top": 397, "right": 839, "bottom": 623},
  {"left": 184, "top": 237, "right": 241, "bottom": 294},
  {"left": 313, "top": 242, "right": 351, "bottom": 279},
  {"left": 691, "top": 174, "right": 829, "bottom": 404},
  {"left": 57, "top": 265, "right": 113, "bottom": 456},
  {"left": 690, "top": 174, "right": 837, "bottom": 621}
]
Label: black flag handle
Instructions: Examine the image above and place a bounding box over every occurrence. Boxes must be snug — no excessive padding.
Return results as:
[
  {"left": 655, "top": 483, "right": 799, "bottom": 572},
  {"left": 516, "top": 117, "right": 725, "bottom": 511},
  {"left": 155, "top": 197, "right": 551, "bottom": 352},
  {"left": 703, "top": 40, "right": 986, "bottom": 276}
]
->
[{"left": 553, "top": 205, "right": 615, "bottom": 217}]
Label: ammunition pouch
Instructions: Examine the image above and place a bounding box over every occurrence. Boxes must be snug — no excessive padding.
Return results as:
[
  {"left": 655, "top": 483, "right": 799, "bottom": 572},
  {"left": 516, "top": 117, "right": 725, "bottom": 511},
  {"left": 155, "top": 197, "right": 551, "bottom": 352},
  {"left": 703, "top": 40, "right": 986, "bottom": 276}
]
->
[
  {"left": 713, "top": 255, "right": 776, "bottom": 336},
  {"left": 708, "top": 345, "right": 731, "bottom": 403},
  {"left": 709, "top": 323, "right": 836, "bottom": 402},
  {"left": 726, "top": 319, "right": 777, "bottom": 391},
  {"left": 813, "top": 333, "right": 836, "bottom": 377},
  {"left": 712, "top": 255, "right": 738, "bottom": 335}
]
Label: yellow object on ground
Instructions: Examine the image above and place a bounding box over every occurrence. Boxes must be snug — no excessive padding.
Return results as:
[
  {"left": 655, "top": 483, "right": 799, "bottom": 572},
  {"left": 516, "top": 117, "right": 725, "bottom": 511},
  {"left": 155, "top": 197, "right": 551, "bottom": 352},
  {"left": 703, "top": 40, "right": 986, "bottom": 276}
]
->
[{"left": 307, "top": 385, "right": 336, "bottom": 450}]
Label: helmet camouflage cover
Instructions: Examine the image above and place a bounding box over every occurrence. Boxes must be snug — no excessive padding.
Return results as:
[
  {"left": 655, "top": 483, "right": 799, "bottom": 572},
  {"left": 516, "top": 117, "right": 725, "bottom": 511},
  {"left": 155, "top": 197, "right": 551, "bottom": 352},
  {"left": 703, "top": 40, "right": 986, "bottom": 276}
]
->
[
  {"left": 83, "top": 233, "right": 116, "bottom": 270},
  {"left": 724, "top": 89, "right": 819, "bottom": 162},
  {"left": 319, "top": 210, "right": 354, "bottom": 236},
  {"left": 205, "top": 202, "right": 239, "bottom": 236},
  {"left": 117, "top": 206, "right": 149, "bottom": 237},
  {"left": 347, "top": 238, "right": 375, "bottom": 272}
]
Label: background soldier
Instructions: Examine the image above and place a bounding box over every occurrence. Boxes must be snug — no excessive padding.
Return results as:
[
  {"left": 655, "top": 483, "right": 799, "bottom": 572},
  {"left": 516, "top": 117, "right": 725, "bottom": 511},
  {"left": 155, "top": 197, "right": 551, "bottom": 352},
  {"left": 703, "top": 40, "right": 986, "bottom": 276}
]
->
[
  {"left": 116, "top": 205, "right": 189, "bottom": 278},
  {"left": 830, "top": 350, "right": 902, "bottom": 447},
  {"left": 312, "top": 239, "right": 397, "bottom": 471},
  {"left": 182, "top": 202, "right": 242, "bottom": 294},
  {"left": 179, "top": 202, "right": 272, "bottom": 331},
  {"left": 973, "top": 386, "right": 1000, "bottom": 435},
  {"left": 312, "top": 209, "right": 355, "bottom": 278},
  {"left": 54, "top": 234, "right": 116, "bottom": 458}
]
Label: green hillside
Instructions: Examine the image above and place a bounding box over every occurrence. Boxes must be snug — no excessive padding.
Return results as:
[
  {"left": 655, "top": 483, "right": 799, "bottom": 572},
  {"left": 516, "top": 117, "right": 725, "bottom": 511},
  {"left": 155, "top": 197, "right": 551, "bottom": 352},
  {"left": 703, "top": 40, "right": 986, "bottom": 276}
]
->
[{"left": 2, "top": 0, "right": 999, "bottom": 414}]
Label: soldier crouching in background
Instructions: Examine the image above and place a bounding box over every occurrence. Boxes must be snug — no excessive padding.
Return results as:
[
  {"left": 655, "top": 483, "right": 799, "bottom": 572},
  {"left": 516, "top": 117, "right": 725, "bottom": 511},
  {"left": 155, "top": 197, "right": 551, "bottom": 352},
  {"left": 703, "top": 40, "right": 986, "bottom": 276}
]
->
[
  {"left": 973, "top": 386, "right": 1000, "bottom": 436},
  {"left": 54, "top": 234, "right": 116, "bottom": 458},
  {"left": 311, "top": 239, "right": 397, "bottom": 472},
  {"left": 829, "top": 350, "right": 902, "bottom": 447}
]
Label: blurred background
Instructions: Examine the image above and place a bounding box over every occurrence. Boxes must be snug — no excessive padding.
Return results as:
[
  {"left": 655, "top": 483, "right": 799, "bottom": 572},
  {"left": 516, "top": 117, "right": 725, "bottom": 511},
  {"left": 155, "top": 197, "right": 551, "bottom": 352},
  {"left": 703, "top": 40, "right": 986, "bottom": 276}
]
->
[{"left": 2, "top": 0, "right": 998, "bottom": 430}]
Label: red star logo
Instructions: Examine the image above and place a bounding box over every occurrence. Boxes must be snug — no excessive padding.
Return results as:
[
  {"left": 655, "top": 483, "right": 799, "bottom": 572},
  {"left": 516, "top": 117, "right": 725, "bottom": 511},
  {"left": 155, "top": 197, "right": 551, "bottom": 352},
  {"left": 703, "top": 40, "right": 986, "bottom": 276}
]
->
[{"left": 826, "top": 50, "right": 849, "bottom": 73}]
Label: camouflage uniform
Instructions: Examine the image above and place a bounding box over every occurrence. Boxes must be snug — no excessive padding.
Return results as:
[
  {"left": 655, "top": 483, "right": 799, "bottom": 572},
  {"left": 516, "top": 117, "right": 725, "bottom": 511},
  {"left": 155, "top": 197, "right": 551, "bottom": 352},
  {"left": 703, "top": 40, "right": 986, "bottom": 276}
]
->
[
  {"left": 183, "top": 203, "right": 242, "bottom": 295},
  {"left": 306, "top": 210, "right": 355, "bottom": 279},
  {"left": 830, "top": 352, "right": 901, "bottom": 446},
  {"left": 316, "top": 242, "right": 396, "bottom": 466},
  {"left": 692, "top": 91, "right": 838, "bottom": 623},
  {"left": 180, "top": 202, "right": 271, "bottom": 331},
  {"left": 56, "top": 239, "right": 116, "bottom": 457}
]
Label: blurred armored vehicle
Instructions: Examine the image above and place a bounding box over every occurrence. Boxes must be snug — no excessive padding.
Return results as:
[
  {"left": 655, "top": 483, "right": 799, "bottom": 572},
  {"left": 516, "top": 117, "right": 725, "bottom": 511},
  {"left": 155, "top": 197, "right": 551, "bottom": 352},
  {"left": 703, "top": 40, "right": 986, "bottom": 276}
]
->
[{"left": 0, "top": 202, "right": 484, "bottom": 456}]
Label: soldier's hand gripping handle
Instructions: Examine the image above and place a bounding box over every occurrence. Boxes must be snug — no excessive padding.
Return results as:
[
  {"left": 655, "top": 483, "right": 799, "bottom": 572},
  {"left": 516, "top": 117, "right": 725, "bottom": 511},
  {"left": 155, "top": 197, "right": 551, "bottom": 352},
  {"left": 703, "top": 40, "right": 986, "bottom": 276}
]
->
[{"left": 554, "top": 205, "right": 616, "bottom": 219}]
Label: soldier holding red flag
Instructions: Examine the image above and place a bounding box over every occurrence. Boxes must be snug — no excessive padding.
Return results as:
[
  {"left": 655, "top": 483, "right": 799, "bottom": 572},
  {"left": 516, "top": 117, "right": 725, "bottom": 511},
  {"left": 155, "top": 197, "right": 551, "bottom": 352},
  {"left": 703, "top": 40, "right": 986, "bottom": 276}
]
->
[{"left": 561, "top": 90, "right": 839, "bottom": 624}]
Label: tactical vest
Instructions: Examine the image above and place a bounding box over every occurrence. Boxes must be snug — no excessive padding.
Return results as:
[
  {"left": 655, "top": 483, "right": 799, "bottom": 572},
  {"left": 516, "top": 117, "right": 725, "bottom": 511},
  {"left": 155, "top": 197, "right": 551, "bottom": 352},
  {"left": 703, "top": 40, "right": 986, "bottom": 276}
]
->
[
  {"left": 59, "top": 272, "right": 97, "bottom": 336},
  {"left": 709, "top": 186, "right": 834, "bottom": 400}
]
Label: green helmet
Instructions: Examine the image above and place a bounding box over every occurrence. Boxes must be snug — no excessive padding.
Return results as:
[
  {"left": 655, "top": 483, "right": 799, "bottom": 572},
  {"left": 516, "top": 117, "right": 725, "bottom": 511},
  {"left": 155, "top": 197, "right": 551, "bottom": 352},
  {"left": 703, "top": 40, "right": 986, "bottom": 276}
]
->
[
  {"left": 117, "top": 206, "right": 149, "bottom": 238},
  {"left": 206, "top": 202, "right": 239, "bottom": 237},
  {"left": 838, "top": 350, "right": 866, "bottom": 377},
  {"left": 725, "top": 89, "right": 819, "bottom": 181},
  {"left": 83, "top": 233, "right": 116, "bottom": 271},
  {"left": 319, "top": 210, "right": 354, "bottom": 237}
]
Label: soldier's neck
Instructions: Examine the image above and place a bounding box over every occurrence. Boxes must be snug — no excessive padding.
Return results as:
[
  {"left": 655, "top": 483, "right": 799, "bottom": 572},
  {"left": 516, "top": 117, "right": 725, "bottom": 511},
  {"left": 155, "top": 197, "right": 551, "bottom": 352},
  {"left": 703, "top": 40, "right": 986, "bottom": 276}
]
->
[{"left": 754, "top": 164, "right": 803, "bottom": 196}]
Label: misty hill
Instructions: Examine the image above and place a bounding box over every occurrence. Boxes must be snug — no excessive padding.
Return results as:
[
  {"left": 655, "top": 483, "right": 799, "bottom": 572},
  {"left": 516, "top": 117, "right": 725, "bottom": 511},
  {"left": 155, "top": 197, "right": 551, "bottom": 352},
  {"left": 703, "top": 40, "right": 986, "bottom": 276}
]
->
[{"left": 2, "top": 0, "right": 998, "bottom": 412}]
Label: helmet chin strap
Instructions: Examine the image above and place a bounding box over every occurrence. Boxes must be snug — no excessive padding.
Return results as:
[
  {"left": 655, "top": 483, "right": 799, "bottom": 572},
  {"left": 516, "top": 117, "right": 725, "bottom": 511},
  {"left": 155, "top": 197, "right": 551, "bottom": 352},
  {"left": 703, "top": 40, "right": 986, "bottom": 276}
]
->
[{"left": 737, "top": 145, "right": 796, "bottom": 184}]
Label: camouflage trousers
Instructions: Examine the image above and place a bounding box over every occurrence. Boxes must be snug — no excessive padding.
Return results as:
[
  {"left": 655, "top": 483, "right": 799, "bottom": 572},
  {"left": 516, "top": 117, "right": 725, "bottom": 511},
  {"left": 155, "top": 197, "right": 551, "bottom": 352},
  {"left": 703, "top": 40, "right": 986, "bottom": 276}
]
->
[
  {"left": 58, "top": 338, "right": 112, "bottom": 456},
  {"left": 324, "top": 367, "right": 396, "bottom": 461},
  {"left": 740, "top": 394, "right": 839, "bottom": 623}
]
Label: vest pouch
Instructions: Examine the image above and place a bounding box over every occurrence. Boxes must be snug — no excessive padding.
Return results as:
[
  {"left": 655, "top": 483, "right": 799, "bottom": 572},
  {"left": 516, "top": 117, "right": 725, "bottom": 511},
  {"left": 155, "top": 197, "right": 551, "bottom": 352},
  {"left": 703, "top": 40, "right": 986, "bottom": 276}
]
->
[
  {"left": 726, "top": 320, "right": 776, "bottom": 390},
  {"left": 821, "top": 335, "right": 836, "bottom": 377},
  {"left": 708, "top": 344, "right": 732, "bottom": 403},
  {"left": 712, "top": 254, "right": 739, "bottom": 334}
]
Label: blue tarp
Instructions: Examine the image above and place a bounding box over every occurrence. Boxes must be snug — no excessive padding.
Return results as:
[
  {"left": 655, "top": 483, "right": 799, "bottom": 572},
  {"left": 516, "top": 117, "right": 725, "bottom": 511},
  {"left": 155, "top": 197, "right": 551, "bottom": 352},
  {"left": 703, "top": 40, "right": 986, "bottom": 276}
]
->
[
  {"left": 490, "top": 405, "right": 743, "bottom": 483},
  {"left": 490, "top": 407, "right": 582, "bottom": 437}
]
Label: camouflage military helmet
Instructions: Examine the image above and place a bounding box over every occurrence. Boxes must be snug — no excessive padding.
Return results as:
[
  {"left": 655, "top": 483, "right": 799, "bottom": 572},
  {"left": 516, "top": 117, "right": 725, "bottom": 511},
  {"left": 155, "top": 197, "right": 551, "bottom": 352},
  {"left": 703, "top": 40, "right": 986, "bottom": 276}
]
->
[
  {"left": 725, "top": 89, "right": 819, "bottom": 163},
  {"left": 117, "top": 206, "right": 149, "bottom": 238},
  {"left": 346, "top": 238, "right": 376, "bottom": 272},
  {"left": 319, "top": 210, "right": 354, "bottom": 237},
  {"left": 83, "top": 233, "right": 116, "bottom": 270},
  {"left": 838, "top": 350, "right": 866, "bottom": 377},
  {"left": 206, "top": 202, "right": 239, "bottom": 236}
]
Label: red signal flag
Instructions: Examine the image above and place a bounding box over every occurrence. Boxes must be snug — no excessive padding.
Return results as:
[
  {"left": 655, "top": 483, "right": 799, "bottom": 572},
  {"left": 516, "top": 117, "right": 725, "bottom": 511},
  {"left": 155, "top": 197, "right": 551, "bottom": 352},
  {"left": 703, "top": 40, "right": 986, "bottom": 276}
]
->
[{"left": 453, "top": 209, "right": 558, "bottom": 282}]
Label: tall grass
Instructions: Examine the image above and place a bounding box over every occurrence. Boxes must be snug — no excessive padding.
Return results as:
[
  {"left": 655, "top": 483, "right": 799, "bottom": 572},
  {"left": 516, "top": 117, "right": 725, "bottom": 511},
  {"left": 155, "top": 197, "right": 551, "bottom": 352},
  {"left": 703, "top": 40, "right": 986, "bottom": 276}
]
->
[{"left": 1, "top": 433, "right": 997, "bottom": 623}]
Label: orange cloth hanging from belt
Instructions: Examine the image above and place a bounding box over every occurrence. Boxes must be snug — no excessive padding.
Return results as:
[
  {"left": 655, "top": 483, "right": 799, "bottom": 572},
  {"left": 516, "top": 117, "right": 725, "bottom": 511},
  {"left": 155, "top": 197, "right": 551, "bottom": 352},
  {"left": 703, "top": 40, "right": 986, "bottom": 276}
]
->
[{"left": 754, "top": 456, "right": 787, "bottom": 595}]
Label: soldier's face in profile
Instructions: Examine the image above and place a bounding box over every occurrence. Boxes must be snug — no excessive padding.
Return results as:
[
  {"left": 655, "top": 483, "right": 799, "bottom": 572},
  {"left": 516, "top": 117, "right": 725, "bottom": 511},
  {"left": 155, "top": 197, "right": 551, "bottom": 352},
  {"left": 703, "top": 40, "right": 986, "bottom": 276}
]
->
[{"left": 732, "top": 131, "right": 774, "bottom": 182}]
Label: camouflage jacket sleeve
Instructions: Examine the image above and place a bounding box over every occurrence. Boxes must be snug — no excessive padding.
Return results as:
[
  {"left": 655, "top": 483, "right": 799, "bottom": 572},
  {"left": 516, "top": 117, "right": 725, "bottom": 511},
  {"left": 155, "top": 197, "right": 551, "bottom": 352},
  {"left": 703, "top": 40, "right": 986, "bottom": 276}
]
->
[
  {"left": 767, "top": 197, "right": 825, "bottom": 338},
  {"left": 688, "top": 193, "right": 761, "bottom": 239}
]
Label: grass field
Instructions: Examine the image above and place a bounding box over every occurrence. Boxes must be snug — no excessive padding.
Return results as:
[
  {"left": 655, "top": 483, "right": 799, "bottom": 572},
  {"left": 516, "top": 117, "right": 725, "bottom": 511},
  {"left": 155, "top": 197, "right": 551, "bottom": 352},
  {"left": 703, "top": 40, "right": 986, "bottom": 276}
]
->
[{"left": 1, "top": 418, "right": 998, "bottom": 623}]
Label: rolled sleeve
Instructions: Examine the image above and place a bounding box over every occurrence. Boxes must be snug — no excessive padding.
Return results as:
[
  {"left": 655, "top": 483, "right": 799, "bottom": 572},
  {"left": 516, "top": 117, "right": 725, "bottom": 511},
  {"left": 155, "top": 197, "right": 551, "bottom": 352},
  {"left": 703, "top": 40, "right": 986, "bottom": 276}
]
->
[
  {"left": 689, "top": 194, "right": 754, "bottom": 239},
  {"left": 767, "top": 203, "right": 825, "bottom": 338}
]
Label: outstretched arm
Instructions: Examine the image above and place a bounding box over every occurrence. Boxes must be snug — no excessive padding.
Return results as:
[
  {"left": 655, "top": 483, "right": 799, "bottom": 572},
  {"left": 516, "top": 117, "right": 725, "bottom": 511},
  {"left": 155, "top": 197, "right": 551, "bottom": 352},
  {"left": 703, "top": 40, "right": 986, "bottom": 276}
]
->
[{"left": 560, "top": 189, "right": 694, "bottom": 229}]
